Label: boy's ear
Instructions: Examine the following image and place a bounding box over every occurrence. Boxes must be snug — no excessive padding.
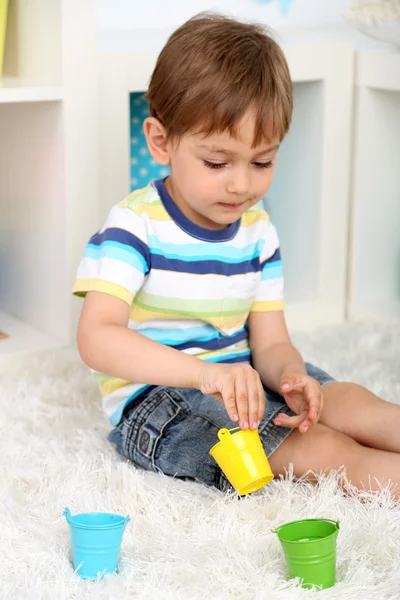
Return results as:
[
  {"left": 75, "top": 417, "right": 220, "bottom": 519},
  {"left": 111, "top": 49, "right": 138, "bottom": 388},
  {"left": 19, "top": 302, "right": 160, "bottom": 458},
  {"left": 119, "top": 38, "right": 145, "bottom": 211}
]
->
[{"left": 143, "top": 117, "right": 170, "bottom": 165}]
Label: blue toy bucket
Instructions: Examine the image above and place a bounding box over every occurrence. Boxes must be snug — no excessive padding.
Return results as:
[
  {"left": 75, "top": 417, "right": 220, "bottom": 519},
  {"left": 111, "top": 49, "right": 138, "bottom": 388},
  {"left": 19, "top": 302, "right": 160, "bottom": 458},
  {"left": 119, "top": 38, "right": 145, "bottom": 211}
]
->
[{"left": 63, "top": 507, "right": 130, "bottom": 579}]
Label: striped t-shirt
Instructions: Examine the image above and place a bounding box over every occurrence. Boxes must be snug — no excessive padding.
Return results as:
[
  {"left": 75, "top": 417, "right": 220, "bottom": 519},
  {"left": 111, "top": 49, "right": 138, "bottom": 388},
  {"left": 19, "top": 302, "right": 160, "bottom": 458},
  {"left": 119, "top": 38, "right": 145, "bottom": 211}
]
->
[{"left": 73, "top": 178, "right": 284, "bottom": 425}]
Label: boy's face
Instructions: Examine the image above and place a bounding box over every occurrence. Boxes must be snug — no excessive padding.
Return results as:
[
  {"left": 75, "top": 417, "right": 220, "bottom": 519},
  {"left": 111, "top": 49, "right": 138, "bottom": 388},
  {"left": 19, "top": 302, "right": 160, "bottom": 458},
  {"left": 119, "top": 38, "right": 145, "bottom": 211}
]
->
[{"left": 145, "top": 110, "right": 280, "bottom": 230}]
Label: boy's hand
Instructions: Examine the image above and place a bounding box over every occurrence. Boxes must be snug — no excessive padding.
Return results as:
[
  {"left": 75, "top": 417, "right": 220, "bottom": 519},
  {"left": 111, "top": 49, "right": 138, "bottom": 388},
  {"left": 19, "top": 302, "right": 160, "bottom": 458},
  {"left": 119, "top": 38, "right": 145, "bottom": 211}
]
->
[
  {"left": 197, "top": 363, "right": 265, "bottom": 430},
  {"left": 274, "top": 371, "right": 323, "bottom": 433}
]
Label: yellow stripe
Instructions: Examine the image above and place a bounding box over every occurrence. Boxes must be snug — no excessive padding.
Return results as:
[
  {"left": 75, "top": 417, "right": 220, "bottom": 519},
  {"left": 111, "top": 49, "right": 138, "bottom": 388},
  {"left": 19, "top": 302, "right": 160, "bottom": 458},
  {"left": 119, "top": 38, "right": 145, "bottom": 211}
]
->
[
  {"left": 72, "top": 279, "right": 133, "bottom": 305},
  {"left": 119, "top": 188, "right": 146, "bottom": 207},
  {"left": 219, "top": 314, "right": 248, "bottom": 329},
  {"left": 241, "top": 210, "right": 269, "bottom": 227},
  {"left": 119, "top": 201, "right": 169, "bottom": 220},
  {"left": 250, "top": 300, "right": 285, "bottom": 312},
  {"left": 119, "top": 185, "right": 170, "bottom": 220},
  {"left": 119, "top": 185, "right": 159, "bottom": 208},
  {"left": 130, "top": 304, "right": 172, "bottom": 322},
  {"left": 134, "top": 204, "right": 170, "bottom": 220},
  {"left": 130, "top": 304, "right": 248, "bottom": 330},
  {"left": 98, "top": 377, "right": 131, "bottom": 396}
]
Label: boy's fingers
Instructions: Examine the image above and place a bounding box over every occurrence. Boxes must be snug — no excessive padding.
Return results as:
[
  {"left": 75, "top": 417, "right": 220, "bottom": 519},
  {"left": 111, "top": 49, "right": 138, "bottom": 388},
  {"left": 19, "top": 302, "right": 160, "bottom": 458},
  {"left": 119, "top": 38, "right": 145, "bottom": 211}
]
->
[
  {"left": 257, "top": 378, "right": 265, "bottom": 423},
  {"left": 280, "top": 375, "right": 295, "bottom": 393},
  {"left": 212, "top": 391, "right": 223, "bottom": 403},
  {"left": 300, "top": 416, "right": 313, "bottom": 432},
  {"left": 280, "top": 374, "right": 305, "bottom": 393},
  {"left": 222, "top": 377, "right": 238, "bottom": 422},
  {"left": 247, "top": 374, "right": 260, "bottom": 429},
  {"left": 305, "top": 383, "right": 322, "bottom": 422},
  {"left": 274, "top": 411, "right": 308, "bottom": 429},
  {"left": 235, "top": 376, "right": 249, "bottom": 429}
]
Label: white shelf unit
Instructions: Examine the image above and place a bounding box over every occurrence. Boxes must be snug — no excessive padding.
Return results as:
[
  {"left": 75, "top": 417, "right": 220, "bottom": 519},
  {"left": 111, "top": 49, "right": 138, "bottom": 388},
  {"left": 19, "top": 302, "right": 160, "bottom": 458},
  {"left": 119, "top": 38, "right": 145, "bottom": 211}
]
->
[
  {"left": 0, "top": 0, "right": 98, "bottom": 356},
  {"left": 347, "top": 50, "right": 400, "bottom": 323},
  {"left": 99, "top": 41, "right": 354, "bottom": 330},
  {"left": 268, "top": 42, "right": 354, "bottom": 329},
  {"left": 0, "top": 83, "right": 63, "bottom": 103}
]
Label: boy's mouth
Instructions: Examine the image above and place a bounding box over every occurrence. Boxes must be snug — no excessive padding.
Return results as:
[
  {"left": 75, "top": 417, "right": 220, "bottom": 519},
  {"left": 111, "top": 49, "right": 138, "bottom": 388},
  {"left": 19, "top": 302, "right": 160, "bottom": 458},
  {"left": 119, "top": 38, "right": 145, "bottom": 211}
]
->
[{"left": 217, "top": 200, "right": 247, "bottom": 210}]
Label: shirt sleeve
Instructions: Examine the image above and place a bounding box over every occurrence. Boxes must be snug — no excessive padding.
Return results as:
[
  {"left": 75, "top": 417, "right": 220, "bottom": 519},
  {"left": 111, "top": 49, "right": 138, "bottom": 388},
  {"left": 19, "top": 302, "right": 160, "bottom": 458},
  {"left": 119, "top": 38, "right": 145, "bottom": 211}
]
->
[
  {"left": 251, "top": 219, "right": 284, "bottom": 313},
  {"left": 72, "top": 203, "right": 150, "bottom": 305}
]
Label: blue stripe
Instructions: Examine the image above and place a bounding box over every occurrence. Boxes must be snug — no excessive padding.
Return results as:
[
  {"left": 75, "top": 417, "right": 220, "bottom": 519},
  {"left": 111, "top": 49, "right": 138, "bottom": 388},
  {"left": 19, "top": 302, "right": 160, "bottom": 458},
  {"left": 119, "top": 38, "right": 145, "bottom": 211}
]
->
[
  {"left": 204, "top": 349, "right": 251, "bottom": 363},
  {"left": 85, "top": 242, "right": 148, "bottom": 273},
  {"left": 148, "top": 235, "right": 264, "bottom": 263},
  {"left": 136, "top": 324, "right": 221, "bottom": 344},
  {"left": 220, "top": 355, "right": 251, "bottom": 365},
  {"left": 137, "top": 325, "right": 247, "bottom": 347},
  {"left": 152, "top": 254, "right": 260, "bottom": 275},
  {"left": 260, "top": 247, "right": 281, "bottom": 269},
  {"left": 151, "top": 249, "right": 261, "bottom": 264},
  {"left": 90, "top": 227, "right": 150, "bottom": 266},
  {"left": 263, "top": 258, "right": 282, "bottom": 270},
  {"left": 261, "top": 261, "right": 282, "bottom": 280},
  {"left": 174, "top": 330, "right": 248, "bottom": 351},
  {"left": 261, "top": 266, "right": 282, "bottom": 280}
]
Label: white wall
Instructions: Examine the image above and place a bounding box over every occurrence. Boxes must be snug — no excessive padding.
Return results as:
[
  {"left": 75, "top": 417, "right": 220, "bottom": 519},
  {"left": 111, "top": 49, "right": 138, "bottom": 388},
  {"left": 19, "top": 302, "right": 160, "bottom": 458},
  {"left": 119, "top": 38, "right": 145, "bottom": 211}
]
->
[{"left": 97, "top": 0, "right": 351, "bottom": 31}]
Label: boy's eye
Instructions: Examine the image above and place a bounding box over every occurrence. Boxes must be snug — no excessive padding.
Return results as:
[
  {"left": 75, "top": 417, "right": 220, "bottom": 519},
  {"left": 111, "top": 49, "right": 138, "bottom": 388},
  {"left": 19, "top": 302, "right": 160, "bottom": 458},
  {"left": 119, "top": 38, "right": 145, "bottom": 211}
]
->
[
  {"left": 253, "top": 161, "right": 274, "bottom": 169},
  {"left": 204, "top": 160, "right": 225, "bottom": 170},
  {"left": 203, "top": 160, "right": 274, "bottom": 170}
]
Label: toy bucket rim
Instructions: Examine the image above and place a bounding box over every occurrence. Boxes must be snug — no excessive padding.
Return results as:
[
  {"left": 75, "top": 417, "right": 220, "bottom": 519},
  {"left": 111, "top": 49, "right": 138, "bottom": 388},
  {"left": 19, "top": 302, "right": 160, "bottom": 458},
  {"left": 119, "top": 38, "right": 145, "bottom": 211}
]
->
[
  {"left": 238, "top": 473, "right": 274, "bottom": 494},
  {"left": 63, "top": 507, "right": 130, "bottom": 529},
  {"left": 209, "top": 426, "right": 256, "bottom": 455},
  {"left": 272, "top": 518, "right": 340, "bottom": 543}
]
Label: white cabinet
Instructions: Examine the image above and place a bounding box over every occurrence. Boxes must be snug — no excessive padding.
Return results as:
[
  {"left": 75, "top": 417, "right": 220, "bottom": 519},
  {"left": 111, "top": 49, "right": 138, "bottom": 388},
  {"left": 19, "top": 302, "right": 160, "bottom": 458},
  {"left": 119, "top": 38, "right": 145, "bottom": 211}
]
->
[
  {"left": 0, "top": 0, "right": 98, "bottom": 355},
  {"left": 267, "top": 43, "right": 354, "bottom": 329},
  {"left": 348, "top": 50, "right": 400, "bottom": 322},
  {"left": 99, "top": 41, "right": 354, "bottom": 330}
]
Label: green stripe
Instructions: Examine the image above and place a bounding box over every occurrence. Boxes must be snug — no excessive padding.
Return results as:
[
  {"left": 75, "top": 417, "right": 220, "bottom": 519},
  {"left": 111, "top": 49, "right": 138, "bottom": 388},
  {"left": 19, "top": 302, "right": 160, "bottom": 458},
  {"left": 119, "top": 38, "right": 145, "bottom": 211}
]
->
[
  {"left": 136, "top": 291, "right": 252, "bottom": 315},
  {"left": 133, "top": 198, "right": 163, "bottom": 207},
  {"left": 134, "top": 300, "right": 220, "bottom": 317},
  {"left": 135, "top": 300, "right": 251, "bottom": 317},
  {"left": 131, "top": 190, "right": 162, "bottom": 208}
]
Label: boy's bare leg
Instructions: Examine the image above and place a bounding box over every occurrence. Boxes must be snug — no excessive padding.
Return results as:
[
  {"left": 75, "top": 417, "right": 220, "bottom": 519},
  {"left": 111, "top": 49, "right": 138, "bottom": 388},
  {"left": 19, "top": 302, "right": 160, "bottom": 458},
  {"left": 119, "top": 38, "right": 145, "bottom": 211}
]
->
[
  {"left": 319, "top": 382, "right": 400, "bottom": 453},
  {"left": 268, "top": 422, "right": 400, "bottom": 498}
]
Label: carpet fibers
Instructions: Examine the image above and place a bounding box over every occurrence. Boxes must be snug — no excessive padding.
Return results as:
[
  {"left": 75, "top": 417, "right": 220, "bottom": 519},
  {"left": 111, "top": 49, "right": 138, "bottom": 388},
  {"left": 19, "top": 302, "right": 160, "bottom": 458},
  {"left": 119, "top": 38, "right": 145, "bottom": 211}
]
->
[{"left": 1, "top": 321, "right": 400, "bottom": 600}]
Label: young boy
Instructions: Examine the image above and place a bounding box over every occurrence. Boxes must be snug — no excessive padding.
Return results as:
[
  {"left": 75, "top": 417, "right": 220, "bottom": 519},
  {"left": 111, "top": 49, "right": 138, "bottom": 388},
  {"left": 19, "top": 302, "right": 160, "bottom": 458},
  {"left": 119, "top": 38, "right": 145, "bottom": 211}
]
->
[{"left": 73, "top": 13, "right": 400, "bottom": 497}]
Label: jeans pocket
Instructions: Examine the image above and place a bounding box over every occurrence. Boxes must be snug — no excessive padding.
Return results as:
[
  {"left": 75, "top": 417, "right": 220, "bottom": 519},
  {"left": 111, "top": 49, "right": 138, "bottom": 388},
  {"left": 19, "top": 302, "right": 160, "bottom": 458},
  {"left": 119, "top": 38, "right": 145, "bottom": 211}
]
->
[{"left": 112, "top": 387, "right": 190, "bottom": 472}]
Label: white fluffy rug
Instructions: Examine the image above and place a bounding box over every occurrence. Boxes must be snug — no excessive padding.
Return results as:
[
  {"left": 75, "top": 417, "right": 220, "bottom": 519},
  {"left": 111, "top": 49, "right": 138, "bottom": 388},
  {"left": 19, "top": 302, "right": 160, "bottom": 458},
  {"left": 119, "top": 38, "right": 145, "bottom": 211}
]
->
[{"left": 1, "top": 321, "right": 400, "bottom": 600}]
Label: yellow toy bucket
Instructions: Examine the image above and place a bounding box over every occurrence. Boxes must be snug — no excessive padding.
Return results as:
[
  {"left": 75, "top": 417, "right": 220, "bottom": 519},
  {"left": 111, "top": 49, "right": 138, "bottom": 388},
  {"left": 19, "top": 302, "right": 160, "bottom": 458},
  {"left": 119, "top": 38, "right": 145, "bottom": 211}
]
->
[{"left": 209, "top": 427, "right": 274, "bottom": 495}]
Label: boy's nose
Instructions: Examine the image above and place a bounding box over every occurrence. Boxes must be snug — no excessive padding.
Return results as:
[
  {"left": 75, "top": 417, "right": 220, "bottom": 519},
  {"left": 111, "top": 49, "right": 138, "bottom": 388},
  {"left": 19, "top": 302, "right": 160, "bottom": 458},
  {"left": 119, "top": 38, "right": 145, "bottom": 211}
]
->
[{"left": 226, "top": 169, "right": 250, "bottom": 196}]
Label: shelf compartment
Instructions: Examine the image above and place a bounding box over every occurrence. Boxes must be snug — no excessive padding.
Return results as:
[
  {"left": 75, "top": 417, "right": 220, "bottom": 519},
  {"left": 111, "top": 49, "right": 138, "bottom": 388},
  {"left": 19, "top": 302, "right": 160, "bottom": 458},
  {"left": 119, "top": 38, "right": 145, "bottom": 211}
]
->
[{"left": 0, "top": 310, "right": 63, "bottom": 356}]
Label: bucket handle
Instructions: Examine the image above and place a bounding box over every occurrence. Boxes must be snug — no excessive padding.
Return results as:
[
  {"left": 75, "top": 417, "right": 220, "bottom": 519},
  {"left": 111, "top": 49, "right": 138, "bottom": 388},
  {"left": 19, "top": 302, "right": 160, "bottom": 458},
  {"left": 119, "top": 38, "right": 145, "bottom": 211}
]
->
[
  {"left": 217, "top": 427, "right": 241, "bottom": 442},
  {"left": 324, "top": 519, "right": 340, "bottom": 530},
  {"left": 63, "top": 507, "right": 72, "bottom": 522},
  {"left": 63, "top": 507, "right": 130, "bottom": 526},
  {"left": 271, "top": 519, "right": 340, "bottom": 535}
]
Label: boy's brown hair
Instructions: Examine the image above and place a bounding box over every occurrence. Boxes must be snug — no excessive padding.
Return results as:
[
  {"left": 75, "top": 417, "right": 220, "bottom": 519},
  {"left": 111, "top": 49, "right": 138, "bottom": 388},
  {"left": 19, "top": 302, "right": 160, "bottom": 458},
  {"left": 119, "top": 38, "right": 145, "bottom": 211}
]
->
[{"left": 145, "top": 13, "right": 293, "bottom": 147}]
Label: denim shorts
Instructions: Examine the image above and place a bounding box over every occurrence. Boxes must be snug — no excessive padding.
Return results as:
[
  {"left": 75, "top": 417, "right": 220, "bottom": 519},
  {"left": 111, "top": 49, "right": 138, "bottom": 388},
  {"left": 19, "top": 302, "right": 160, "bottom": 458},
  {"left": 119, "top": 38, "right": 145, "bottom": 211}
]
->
[{"left": 108, "top": 362, "right": 334, "bottom": 492}]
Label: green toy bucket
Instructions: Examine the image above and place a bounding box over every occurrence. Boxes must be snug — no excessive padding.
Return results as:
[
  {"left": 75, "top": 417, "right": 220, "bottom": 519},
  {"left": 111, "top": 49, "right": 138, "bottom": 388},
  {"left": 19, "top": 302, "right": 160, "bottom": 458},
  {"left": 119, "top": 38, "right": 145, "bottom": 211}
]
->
[{"left": 273, "top": 518, "right": 339, "bottom": 590}]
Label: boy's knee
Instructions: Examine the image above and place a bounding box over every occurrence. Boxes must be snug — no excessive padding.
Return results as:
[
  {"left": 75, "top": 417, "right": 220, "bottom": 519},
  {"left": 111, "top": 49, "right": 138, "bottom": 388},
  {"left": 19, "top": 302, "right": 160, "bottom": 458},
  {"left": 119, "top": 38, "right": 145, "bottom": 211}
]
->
[
  {"left": 308, "top": 424, "right": 363, "bottom": 473},
  {"left": 269, "top": 423, "right": 362, "bottom": 477},
  {"left": 324, "top": 381, "right": 364, "bottom": 403}
]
